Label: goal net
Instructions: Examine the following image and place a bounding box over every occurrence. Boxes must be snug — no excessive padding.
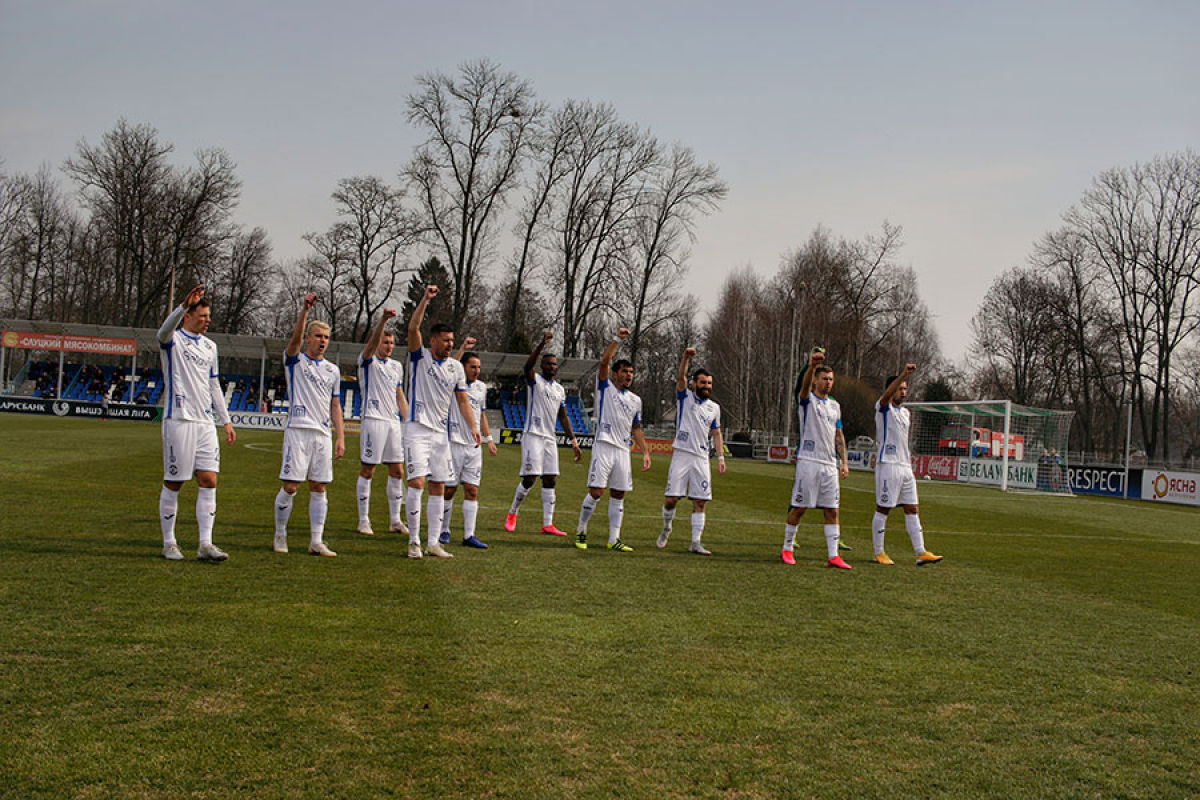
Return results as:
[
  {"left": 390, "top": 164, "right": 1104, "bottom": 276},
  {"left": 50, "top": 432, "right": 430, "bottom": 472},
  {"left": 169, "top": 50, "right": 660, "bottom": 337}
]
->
[{"left": 906, "top": 400, "right": 1074, "bottom": 494}]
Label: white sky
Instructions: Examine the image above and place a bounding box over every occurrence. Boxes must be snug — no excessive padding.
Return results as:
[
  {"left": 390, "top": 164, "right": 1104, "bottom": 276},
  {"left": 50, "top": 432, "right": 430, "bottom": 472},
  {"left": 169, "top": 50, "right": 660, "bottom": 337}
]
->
[{"left": 2, "top": 0, "right": 1197, "bottom": 361}]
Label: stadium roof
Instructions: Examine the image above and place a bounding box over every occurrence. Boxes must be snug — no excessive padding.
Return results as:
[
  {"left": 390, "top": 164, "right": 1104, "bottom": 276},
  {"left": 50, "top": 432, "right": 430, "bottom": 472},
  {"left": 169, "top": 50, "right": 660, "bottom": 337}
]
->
[{"left": 0, "top": 318, "right": 599, "bottom": 383}]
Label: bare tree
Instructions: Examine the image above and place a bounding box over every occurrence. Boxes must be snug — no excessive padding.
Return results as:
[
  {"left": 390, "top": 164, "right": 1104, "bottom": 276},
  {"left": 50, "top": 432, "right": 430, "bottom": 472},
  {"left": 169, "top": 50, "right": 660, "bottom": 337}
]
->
[
  {"left": 208, "top": 227, "right": 275, "bottom": 335},
  {"left": 1066, "top": 151, "right": 1200, "bottom": 460},
  {"left": 968, "top": 267, "right": 1059, "bottom": 405},
  {"left": 625, "top": 143, "right": 727, "bottom": 364},
  {"left": 403, "top": 59, "right": 539, "bottom": 330},
  {"left": 63, "top": 119, "right": 240, "bottom": 326}
]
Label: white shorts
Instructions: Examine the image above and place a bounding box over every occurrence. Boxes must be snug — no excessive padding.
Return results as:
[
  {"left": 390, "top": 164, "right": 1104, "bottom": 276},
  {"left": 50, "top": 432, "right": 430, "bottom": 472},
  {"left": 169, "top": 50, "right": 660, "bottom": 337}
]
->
[
  {"left": 280, "top": 427, "right": 333, "bottom": 483},
  {"left": 520, "top": 434, "right": 560, "bottom": 476},
  {"left": 405, "top": 423, "right": 453, "bottom": 483},
  {"left": 447, "top": 441, "right": 483, "bottom": 487},
  {"left": 664, "top": 450, "right": 713, "bottom": 500},
  {"left": 162, "top": 419, "right": 219, "bottom": 481},
  {"left": 791, "top": 459, "right": 839, "bottom": 509},
  {"left": 587, "top": 441, "right": 633, "bottom": 492},
  {"left": 875, "top": 462, "right": 919, "bottom": 508},
  {"left": 360, "top": 417, "right": 404, "bottom": 465}
]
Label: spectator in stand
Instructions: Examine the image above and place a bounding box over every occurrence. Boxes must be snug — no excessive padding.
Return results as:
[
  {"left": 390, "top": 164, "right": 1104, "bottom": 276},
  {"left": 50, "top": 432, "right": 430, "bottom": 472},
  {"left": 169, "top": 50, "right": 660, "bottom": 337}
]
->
[{"left": 135, "top": 388, "right": 149, "bottom": 405}]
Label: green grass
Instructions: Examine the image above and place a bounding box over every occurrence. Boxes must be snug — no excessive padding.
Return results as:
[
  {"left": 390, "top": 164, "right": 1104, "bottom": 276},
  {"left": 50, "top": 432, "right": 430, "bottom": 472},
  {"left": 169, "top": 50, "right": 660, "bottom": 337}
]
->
[{"left": 1, "top": 415, "right": 1198, "bottom": 799}]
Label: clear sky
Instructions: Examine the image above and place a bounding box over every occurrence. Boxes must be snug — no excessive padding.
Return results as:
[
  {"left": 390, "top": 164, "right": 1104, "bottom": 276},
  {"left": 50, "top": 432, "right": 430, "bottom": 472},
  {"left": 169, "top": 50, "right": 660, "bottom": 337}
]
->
[{"left": 2, "top": 0, "right": 1196, "bottom": 361}]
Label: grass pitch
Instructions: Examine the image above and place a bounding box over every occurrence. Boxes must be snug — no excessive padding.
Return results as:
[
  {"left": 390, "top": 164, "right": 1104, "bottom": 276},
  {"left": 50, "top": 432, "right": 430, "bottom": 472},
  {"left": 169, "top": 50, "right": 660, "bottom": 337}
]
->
[{"left": 1, "top": 416, "right": 1198, "bottom": 799}]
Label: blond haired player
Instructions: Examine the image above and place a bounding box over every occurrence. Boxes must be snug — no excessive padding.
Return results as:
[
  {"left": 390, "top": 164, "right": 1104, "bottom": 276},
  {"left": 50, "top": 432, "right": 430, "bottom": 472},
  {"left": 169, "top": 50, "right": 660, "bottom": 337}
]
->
[
  {"left": 273, "top": 292, "right": 346, "bottom": 557},
  {"left": 872, "top": 363, "right": 944, "bottom": 566},
  {"left": 157, "top": 285, "right": 236, "bottom": 562}
]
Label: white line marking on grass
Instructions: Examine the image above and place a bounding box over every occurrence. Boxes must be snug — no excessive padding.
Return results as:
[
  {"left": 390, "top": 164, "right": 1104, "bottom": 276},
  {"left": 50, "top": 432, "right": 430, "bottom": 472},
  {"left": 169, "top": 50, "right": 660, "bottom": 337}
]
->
[{"left": 244, "top": 442, "right": 281, "bottom": 452}]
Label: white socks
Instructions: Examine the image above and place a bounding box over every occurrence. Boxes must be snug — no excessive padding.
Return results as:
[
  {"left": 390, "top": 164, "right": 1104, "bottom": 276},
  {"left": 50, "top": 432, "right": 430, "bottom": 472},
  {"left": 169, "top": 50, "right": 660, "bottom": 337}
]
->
[
  {"left": 872, "top": 511, "right": 888, "bottom": 555},
  {"left": 386, "top": 477, "right": 405, "bottom": 527},
  {"left": 196, "top": 487, "right": 216, "bottom": 547},
  {"left": 690, "top": 512, "right": 705, "bottom": 545},
  {"left": 309, "top": 492, "right": 328, "bottom": 545},
  {"left": 160, "top": 486, "right": 179, "bottom": 544},
  {"left": 782, "top": 523, "right": 798, "bottom": 552},
  {"left": 510, "top": 483, "right": 529, "bottom": 514},
  {"left": 577, "top": 494, "right": 598, "bottom": 532},
  {"left": 406, "top": 486, "right": 423, "bottom": 544},
  {"left": 426, "top": 494, "right": 444, "bottom": 549},
  {"left": 274, "top": 487, "right": 295, "bottom": 534},
  {"left": 608, "top": 497, "right": 624, "bottom": 545},
  {"left": 462, "top": 499, "right": 479, "bottom": 539},
  {"left": 906, "top": 513, "right": 926, "bottom": 555},
  {"left": 662, "top": 506, "right": 676, "bottom": 532},
  {"left": 357, "top": 476, "right": 371, "bottom": 522},
  {"left": 541, "top": 488, "right": 556, "bottom": 527},
  {"left": 441, "top": 498, "right": 455, "bottom": 537},
  {"left": 824, "top": 524, "right": 840, "bottom": 559}
]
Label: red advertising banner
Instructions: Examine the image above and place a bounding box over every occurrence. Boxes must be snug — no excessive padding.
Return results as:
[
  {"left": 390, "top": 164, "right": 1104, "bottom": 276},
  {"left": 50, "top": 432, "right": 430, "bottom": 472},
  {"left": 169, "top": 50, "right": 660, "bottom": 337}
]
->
[
  {"left": 2, "top": 330, "right": 137, "bottom": 356},
  {"left": 911, "top": 454, "right": 959, "bottom": 480}
]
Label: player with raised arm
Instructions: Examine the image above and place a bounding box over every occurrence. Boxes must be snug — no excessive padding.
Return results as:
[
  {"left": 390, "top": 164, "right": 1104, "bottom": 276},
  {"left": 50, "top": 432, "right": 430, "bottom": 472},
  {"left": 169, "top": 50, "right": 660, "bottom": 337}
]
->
[
  {"left": 403, "top": 285, "right": 480, "bottom": 559},
  {"left": 504, "top": 332, "right": 582, "bottom": 536},
  {"left": 872, "top": 364, "right": 944, "bottom": 566},
  {"left": 157, "top": 285, "right": 236, "bottom": 561},
  {"left": 273, "top": 292, "right": 346, "bottom": 557},
  {"left": 575, "top": 328, "right": 651, "bottom": 553},
  {"left": 355, "top": 307, "right": 410, "bottom": 537},
  {"left": 658, "top": 347, "right": 726, "bottom": 555},
  {"left": 439, "top": 336, "right": 499, "bottom": 549},
  {"left": 781, "top": 348, "right": 852, "bottom": 569}
]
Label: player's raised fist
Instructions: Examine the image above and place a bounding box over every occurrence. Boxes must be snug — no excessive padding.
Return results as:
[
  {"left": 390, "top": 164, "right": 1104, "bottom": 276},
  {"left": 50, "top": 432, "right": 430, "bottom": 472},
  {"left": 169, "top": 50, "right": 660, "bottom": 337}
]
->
[
  {"left": 684, "top": 347, "right": 698, "bottom": 358},
  {"left": 303, "top": 292, "right": 319, "bottom": 309},
  {"left": 810, "top": 347, "right": 826, "bottom": 364},
  {"left": 542, "top": 331, "right": 553, "bottom": 345},
  {"left": 903, "top": 363, "right": 916, "bottom": 375},
  {"left": 382, "top": 307, "right": 397, "bottom": 319},
  {"left": 184, "top": 285, "right": 205, "bottom": 307},
  {"left": 425, "top": 285, "right": 438, "bottom": 299},
  {"left": 463, "top": 336, "right": 477, "bottom": 349},
  {"left": 616, "top": 327, "right": 631, "bottom": 340}
]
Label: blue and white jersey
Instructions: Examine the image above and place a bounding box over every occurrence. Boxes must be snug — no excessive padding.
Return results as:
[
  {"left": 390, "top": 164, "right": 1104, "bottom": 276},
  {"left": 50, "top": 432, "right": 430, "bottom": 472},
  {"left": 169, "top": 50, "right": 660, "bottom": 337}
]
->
[
  {"left": 796, "top": 392, "right": 842, "bottom": 465},
  {"left": 358, "top": 355, "right": 404, "bottom": 422},
  {"left": 593, "top": 377, "right": 642, "bottom": 451},
  {"left": 672, "top": 389, "right": 721, "bottom": 457},
  {"left": 284, "top": 352, "right": 341, "bottom": 432},
  {"left": 524, "top": 373, "right": 566, "bottom": 440},
  {"left": 157, "top": 305, "right": 229, "bottom": 425},
  {"left": 876, "top": 402, "right": 912, "bottom": 465},
  {"left": 448, "top": 380, "right": 486, "bottom": 446},
  {"left": 407, "top": 347, "right": 467, "bottom": 433}
]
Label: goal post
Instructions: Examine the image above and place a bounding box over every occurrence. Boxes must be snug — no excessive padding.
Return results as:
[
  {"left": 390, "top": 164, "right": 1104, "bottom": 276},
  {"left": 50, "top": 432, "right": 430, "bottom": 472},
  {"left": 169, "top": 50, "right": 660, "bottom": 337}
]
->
[{"left": 906, "top": 400, "right": 1074, "bottom": 494}]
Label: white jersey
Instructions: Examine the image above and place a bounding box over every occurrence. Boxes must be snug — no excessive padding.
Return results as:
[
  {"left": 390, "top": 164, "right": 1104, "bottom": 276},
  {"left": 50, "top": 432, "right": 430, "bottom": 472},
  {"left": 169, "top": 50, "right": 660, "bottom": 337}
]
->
[
  {"left": 876, "top": 401, "right": 912, "bottom": 465},
  {"left": 593, "top": 377, "right": 642, "bottom": 451},
  {"left": 407, "top": 347, "right": 467, "bottom": 433},
  {"left": 284, "top": 352, "right": 341, "bottom": 432},
  {"left": 358, "top": 355, "right": 404, "bottom": 422},
  {"left": 524, "top": 373, "right": 566, "bottom": 439},
  {"left": 157, "top": 305, "right": 230, "bottom": 425},
  {"left": 796, "top": 392, "right": 843, "bottom": 465},
  {"left": 672, "top": 389, "right": 721, "bottom": 457},
  {"left": 448, "top": 379, "right": 486, "bottom": 446}
]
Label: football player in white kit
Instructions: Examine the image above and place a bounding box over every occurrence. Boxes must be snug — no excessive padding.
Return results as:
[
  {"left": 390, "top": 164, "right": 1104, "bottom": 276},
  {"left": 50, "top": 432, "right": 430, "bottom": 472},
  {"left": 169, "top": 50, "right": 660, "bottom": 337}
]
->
[
  {"left": 355, "top": 307, "right": 410, "bottom": 537},
  {"left": 658, "top": 347, "right": 726, "bottom": 555},
  {"left": 575, "top": 328, "right": 652, "bottom": 553},
  {"left": 505, "top": 331, "right": 583, "bottom": 537},
  {"left": 403, "top": 285, "right": 480, "bottom": 559},
  {"left": 157, "top": 285, "right": 236, "bottom": 562},
  {"left": 439, "top": 338, "right": 499, "bottom": 548},
  {"left": 872, "top": 364, "right": 944, "bottom": 566},
  {"left": 273, "top": 292, "right": 346, "bottom": 557},
  {"left": 780, "top": 349, "right": 852, "bottom": 569}
]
